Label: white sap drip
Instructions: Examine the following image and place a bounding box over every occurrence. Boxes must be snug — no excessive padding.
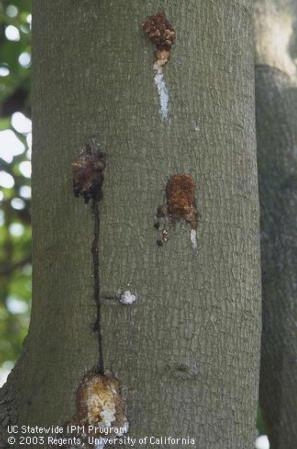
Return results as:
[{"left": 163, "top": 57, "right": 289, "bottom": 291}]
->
[{"left": 153, "top": 65, "right": 169, "bottom": 120}]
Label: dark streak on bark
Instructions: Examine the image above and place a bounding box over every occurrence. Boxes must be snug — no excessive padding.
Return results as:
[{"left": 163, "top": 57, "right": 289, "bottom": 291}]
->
[
  {"left": 92, "top": 199, "right": 104, "bottom": 375},
  {"left": 72, "top": 143, "right": 106, "bottom": 375}
]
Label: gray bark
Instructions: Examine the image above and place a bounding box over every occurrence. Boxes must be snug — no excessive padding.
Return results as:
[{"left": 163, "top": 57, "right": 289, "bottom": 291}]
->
[
  {"left": 0, "top": 1, "right": 261, "bottom": 448},
  {"left": 255, "top": 1, "right": 297, "bottom": 447}
]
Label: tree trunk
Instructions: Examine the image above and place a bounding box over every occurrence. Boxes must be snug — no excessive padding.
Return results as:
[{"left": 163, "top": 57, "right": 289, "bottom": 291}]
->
[
  {"left": 255, "top": 1, "right": 297, "bottom": 447},
  {"left": 0, "top": 1, "right": 261, "bottom": 448}
]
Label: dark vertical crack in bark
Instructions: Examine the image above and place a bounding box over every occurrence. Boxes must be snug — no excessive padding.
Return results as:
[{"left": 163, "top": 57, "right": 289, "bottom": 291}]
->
[
  {"left": 92, "top": 199, "right": 104, "bottom": 375},
  {"left": 72, "top": 144, "right": 106, "bottom": 375}
]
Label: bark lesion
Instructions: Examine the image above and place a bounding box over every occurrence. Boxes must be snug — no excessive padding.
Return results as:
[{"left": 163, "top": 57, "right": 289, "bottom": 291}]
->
[
  {"left": 142, "top": 11, "right": 176, "bottom": 67},
  {"left": 72, "top": 142, "right": 106, "bottom": 204},
  {"left": 154, "top": 174, "right": 199, "bottom": 251},
  {"left": 142, "top": 11, "right": 176, "bottom": 121}
]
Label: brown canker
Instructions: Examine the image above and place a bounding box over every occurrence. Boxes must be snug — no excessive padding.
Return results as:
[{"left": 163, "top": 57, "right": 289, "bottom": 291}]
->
[
  {"left": 166, "top": 174, "right": 198, "bottom": 230},
  {"left": 142, "top": 11, "right": 176, "bottom": 66},
  {"left": 72, "top": 144, "right": 106, "bottom": 204}
]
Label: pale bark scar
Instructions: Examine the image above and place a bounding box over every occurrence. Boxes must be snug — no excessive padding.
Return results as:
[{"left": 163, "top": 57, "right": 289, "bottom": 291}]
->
[
  {"left": 75, "top": 370, "right": 128, "bottom": 434},
  {"left": 64, "top": 369, "right": 128, "bottom": 447}
]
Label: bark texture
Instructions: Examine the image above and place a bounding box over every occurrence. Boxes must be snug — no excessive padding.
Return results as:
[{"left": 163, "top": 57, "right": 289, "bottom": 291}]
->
[
  {"left": 0, "top": 1, "right": 261, "bottom": 448},
  {"left": 255, "top": 1, "right": 297, "bottom": 447}
]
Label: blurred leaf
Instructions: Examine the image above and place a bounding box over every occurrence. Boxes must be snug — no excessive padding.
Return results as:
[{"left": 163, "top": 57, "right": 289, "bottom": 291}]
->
[
  {"left": 0, "top": 0, "right": 31, "bottom": 366},
  {"left": 0, "top": 0, "right": 31, "bottom": 118},
  {"left": 0, "top": 117, "right": 9, "bottom": 129}
]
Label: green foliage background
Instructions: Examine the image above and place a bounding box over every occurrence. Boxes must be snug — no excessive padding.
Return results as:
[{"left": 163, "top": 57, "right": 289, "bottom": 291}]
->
[{"left": 0, "top": 0, "right": 32, "bottom": 368}]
